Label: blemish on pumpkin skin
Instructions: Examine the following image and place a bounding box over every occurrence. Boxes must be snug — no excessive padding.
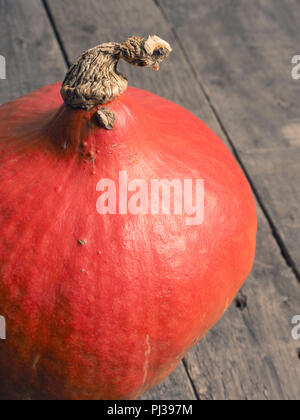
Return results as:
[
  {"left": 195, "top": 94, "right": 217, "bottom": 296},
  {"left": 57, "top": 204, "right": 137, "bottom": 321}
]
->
[
  {"left": 175, "top": 353, "right": 184, "bottom": 361},
  {"left": 223, "top": 298, "right": 230, "bottom": 314},
  {"left": 32, "top": 354, "right": 41, "bottom": 371},
  {"left": 142, "top": 335, "right": 151, "bottom": 386}
]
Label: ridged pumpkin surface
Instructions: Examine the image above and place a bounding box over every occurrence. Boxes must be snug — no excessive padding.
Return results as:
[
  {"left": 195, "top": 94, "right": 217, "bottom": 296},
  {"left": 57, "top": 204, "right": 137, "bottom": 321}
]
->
[{"left": 0, "top": 83, "right": 257, "bottom": 399}]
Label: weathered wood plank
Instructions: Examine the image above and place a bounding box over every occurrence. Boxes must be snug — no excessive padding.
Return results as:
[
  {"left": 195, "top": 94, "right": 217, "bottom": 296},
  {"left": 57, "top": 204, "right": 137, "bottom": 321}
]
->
[
  {"left": 157, "top": 0, "right": 300, "bottom": 279},
  {"left": 0, "top": 0, "right": 66, "bottom": 105},
  {"left": 46, "top": 0, "right": 300, "bottom": 400}
]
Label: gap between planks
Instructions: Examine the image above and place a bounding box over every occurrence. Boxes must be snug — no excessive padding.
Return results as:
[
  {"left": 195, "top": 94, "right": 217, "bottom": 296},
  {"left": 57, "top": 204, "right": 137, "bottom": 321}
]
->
[{"left": 41, "top": 0, "right": 71, "bottom": 67}]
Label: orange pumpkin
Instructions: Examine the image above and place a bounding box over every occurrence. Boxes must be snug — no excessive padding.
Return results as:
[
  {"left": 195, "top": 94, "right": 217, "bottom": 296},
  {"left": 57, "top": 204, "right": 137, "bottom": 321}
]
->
[{"left": 0, "top": 35, "right": 257, "bottom": 400}]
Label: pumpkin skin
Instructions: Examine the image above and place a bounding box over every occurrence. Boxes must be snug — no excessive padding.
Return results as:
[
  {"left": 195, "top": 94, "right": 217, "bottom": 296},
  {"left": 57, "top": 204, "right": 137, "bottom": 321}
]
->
[{"left": 0, "top": 82, "right": 257, "bottom": 400}]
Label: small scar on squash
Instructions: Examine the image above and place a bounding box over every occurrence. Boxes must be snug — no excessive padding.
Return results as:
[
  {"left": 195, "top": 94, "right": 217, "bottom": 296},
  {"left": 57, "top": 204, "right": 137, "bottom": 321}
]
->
[
  {"left": 78, "top": 239, "right": 87, "bottom": 247},
  {"left": 32, "top": 354, "right": 41, "bottom": 371}
]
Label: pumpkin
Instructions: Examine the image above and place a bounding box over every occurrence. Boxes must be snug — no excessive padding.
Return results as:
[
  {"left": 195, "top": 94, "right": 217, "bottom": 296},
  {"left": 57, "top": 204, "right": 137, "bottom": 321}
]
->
[{"left": 0, "top": 35, "right": 257, "bottom": 400}]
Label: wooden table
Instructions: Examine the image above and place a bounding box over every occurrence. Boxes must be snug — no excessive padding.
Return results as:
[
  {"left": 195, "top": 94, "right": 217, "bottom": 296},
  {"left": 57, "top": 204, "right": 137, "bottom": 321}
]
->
[{"left": 1, "top": 0, "right": 300, "bottom": 400}]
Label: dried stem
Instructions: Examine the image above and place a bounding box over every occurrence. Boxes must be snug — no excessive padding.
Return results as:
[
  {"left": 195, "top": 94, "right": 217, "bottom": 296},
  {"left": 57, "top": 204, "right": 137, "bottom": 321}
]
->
[{"left": 61, "top": 35, "right": 172, "bottom": 111}]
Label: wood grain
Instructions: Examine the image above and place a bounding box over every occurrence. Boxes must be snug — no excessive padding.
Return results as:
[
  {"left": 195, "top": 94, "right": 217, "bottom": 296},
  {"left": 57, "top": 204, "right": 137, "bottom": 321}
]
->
[{"left": 0, "top": 0, "right": 66, "bottom": 105}]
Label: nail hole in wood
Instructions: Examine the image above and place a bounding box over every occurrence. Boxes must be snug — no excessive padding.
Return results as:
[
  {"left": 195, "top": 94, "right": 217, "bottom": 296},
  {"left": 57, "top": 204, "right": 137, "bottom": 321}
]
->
[{"left": 235, "top": 293, "right": 247, "bottom": 311}]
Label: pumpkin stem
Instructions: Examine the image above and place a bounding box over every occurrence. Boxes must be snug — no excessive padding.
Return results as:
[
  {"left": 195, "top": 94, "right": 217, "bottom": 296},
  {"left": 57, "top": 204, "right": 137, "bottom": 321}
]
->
[{"left": 60, "top": 35, "right": 172, "bottom": 129}]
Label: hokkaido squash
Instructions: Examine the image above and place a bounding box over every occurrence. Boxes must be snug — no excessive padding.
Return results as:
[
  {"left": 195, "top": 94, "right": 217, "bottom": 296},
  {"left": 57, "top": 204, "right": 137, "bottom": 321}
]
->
[{"left": 0, "top": 35, "right": 257, "bottom": 400}]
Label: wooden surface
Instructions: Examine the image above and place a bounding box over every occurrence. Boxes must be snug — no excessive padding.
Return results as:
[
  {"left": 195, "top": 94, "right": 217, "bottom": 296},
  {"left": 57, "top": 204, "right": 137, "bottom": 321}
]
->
[{"left": 0, "top": 0, "right": 300, "bottom": 400}]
